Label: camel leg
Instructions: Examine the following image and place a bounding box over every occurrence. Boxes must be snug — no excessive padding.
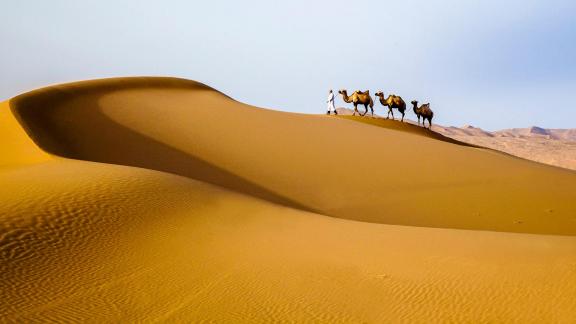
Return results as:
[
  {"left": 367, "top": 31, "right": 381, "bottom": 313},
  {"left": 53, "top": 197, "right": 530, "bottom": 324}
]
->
[
  {"left": 391, "top": 109, "right": 395, "bottom": 121},
  {"left": 353, "top": 104, "right": 357, "bottom": 116},
  {"left": 429, "top": 118, "right": 432, "bottom": 129},
  {"left": 362, "top": 104, "right": 368, "bottom": 116},
  {"left": 401, "top": 111, "right": 405, "bottom": 122}
]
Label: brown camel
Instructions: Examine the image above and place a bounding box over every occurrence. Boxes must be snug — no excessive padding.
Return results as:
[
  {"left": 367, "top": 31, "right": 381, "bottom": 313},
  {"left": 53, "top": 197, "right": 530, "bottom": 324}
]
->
[
  {"left": 338, "top": 89, "right": 374, "bottom": 116},
  {"left": 411, "top": 100, "right": 434, "bottom": 129},
  {"left": 374, "top": 91, "right": 406, "bottom": 122}
]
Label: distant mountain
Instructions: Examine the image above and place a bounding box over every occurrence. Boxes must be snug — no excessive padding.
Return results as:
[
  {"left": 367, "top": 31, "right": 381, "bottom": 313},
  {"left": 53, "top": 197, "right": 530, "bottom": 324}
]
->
[
  {"left": 493, "top": 127, "right": 576, "bottom": 141},
  {"left": 433, "top": 124, "right": 576, "bottom": 141}
]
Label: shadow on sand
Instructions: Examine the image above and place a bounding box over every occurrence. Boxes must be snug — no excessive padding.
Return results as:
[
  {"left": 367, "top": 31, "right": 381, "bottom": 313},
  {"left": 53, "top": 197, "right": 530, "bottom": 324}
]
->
[{"left": 10, "top": 78, "right": 317, "bottom": 214}]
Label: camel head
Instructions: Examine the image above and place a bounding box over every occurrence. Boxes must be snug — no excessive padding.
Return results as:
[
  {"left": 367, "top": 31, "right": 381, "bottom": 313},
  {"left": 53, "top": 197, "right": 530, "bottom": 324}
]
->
[
  {"left": 338, "top": 89, "right": 347, "bottom": 95},
  {"left": 375, "top": 91, "right": 384, "bottom": 98},
  {"left": 411, "top": 100, "right": 418, "bottom": 106}
]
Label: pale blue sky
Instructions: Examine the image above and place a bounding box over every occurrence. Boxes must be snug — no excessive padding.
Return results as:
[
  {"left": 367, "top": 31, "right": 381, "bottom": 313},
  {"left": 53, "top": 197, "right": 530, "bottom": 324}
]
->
[{"left": 1, "top": 0, "right": 575, "bottom": 129}]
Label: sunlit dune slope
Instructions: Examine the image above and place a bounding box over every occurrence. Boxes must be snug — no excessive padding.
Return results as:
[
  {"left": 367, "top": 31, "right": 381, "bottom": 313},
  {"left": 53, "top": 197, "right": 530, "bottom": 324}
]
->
[
  {"left": 11, "top": 77, "right": 576, "bottom": 235},
  {"left": 2, "top": 160, "right": 575, "bottom": 322},
  {"left": 0, "top": 101, "right": 51, "bottom": 168}
]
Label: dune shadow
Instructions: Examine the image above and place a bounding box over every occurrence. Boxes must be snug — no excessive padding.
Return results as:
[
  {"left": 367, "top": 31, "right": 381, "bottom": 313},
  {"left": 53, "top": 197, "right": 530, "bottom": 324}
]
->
[{"left": 9, "top": 78, "right": 317, "bottom": 214}]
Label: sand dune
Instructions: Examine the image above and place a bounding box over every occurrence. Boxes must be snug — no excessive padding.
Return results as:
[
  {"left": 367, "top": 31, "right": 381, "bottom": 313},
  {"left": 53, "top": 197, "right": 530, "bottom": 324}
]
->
[
  {"left": 2, "top": 77, "right": 576, "bottom": 322},
  {"left": 11, "top": 77, "right": 576, "bottom": 235}
]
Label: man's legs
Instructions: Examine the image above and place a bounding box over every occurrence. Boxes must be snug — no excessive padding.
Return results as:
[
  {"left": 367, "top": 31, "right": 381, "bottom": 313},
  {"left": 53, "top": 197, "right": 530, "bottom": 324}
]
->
[{"left": 327, "top": 102, "right": 336, "bottom": 115}]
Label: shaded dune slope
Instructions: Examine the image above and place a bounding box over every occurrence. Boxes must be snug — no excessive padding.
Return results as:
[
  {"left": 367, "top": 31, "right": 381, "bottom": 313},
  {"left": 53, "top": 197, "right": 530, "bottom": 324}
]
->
[{"left": 10, "top": 77, "right": 576, "bottom": 235}]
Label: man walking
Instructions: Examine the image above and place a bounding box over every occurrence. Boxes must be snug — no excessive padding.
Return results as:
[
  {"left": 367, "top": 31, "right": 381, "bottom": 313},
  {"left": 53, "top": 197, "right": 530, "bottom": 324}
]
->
[{"left": 326, "top": 89, "right": 337, "bottom": 115}]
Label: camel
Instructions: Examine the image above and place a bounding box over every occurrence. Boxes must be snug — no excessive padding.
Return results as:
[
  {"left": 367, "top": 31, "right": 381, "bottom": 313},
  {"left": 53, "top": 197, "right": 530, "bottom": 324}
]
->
[
  {"left": 374, "top": 91, "right": 406, "bottom": 122},
  {"left": 411, "top": 100, "right": 434, "bottom": 129},
  {"left": 338, "top": 89, "right": 374, "bottom": 116}
]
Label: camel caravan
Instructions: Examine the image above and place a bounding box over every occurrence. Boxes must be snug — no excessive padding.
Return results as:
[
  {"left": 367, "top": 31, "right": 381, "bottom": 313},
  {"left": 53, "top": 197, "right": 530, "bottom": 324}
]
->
[{"left": 326, "top": 89, "right": 434, "bottom": 129}]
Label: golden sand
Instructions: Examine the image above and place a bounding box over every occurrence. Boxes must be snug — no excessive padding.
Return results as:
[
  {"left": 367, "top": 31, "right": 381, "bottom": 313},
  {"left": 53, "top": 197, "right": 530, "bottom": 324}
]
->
[{"left": 1, "top": 77, "right": 575, "bottom": 322}]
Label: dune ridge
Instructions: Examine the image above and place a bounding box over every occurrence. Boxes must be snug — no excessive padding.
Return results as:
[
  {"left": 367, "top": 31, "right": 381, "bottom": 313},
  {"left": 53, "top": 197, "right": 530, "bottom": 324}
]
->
[{"left": 2, "top": 77, "right": 576, "bottom": 322}]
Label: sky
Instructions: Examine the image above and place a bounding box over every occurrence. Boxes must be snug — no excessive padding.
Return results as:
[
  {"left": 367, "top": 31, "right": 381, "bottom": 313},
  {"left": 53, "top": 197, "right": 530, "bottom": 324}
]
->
[{"left": 1, "top": 0, "right": 575, "bottom": 130}]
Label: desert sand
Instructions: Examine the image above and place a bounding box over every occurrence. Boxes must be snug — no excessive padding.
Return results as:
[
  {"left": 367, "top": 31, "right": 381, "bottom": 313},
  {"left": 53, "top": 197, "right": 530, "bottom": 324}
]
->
[{"left": 1, "top": 77, "right": 576, "bottom": 322}]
